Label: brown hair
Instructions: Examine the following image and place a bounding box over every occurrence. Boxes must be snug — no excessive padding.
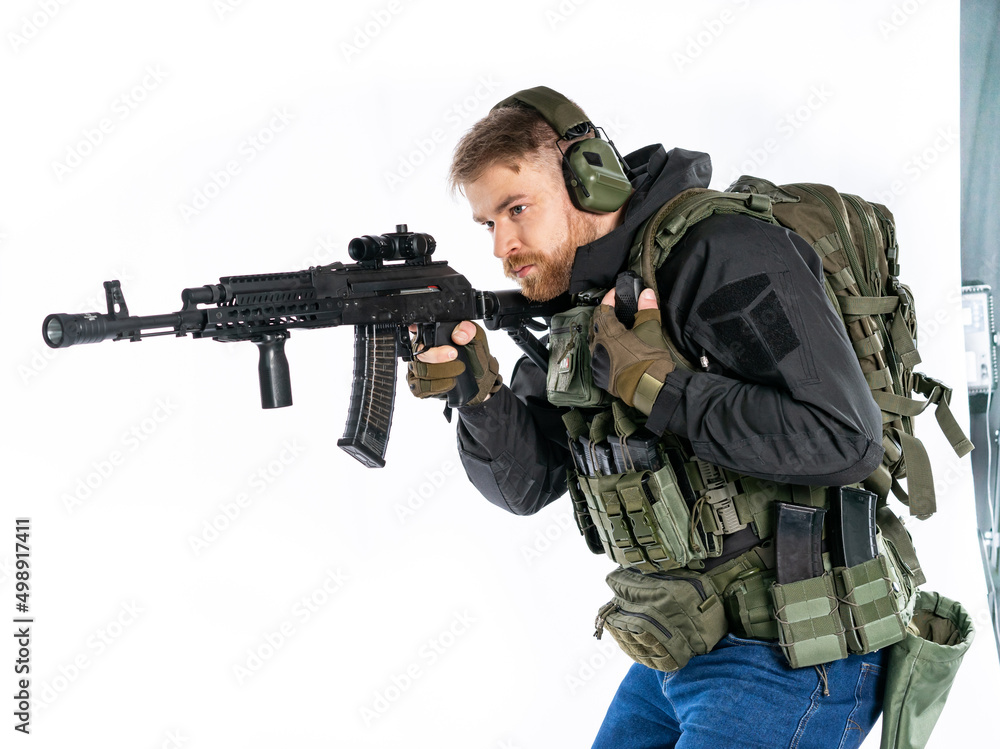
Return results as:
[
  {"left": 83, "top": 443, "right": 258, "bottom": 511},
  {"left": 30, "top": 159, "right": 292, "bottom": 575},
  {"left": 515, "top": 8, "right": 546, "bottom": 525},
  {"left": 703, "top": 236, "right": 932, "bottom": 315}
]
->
[{"left": 448, "top": 104, "right": 566, "bottom": 196}]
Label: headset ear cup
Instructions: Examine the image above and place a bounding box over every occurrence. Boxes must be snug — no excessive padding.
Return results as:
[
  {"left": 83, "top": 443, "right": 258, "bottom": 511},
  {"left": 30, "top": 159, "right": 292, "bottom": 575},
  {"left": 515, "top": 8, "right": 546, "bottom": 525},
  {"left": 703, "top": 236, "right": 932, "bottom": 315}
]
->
[
  {"left": 564, "top": 139, "right": 633, "bottom": 214},
  {"left": 561, "top": 152, "right": 583, "bottom": 209}
]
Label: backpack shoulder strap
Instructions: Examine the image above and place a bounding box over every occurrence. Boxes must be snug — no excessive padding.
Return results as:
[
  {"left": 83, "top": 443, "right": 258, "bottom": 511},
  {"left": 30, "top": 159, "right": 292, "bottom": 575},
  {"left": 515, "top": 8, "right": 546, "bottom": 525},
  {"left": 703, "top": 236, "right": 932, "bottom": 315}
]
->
[
  {"left": 627, "top": 187, "right": 778, "bottom": 297},
  {"left": 622, "top": 188, "right": 777, "bottom": 373}
]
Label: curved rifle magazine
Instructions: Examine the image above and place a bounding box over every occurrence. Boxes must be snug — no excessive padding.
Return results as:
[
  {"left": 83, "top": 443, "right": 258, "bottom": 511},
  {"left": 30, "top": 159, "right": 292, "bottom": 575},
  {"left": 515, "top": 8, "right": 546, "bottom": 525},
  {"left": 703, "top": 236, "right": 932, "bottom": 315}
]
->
[{"left": 337, "top": 324, "right": 397, "bottom": 468}]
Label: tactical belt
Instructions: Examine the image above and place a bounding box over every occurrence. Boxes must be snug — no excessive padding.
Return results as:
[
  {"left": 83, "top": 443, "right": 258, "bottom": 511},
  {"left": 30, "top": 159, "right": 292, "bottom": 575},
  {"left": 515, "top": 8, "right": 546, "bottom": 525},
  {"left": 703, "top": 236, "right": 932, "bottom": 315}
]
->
[{"left": 591, "top": 496, "right": 921, "bottom": 671}]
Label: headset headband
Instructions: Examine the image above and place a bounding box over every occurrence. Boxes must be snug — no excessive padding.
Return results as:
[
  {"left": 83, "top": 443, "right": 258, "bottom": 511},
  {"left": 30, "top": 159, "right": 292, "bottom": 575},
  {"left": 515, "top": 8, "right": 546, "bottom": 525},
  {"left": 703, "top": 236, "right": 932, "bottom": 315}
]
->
[
  {"left": 491, "top": 86, "right": 592, "bottom": 140},
  {"left": 491, "top": 86, "right": 632, "bottom": 214}
]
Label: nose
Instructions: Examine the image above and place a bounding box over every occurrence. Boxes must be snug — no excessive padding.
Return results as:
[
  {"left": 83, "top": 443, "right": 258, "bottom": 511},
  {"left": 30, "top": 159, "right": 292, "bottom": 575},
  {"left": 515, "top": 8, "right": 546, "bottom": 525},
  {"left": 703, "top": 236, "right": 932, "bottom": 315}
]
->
[{"left": 493, "top": 222, "right": 520, "bottom": 260}]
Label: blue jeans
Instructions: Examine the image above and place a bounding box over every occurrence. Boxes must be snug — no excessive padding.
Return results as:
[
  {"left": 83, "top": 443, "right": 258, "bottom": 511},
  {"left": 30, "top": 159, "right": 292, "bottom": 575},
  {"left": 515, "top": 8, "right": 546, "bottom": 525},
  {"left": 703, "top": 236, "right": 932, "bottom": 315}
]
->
[{"left": 592, "top": 634, "right": 886, "bottom": 749}]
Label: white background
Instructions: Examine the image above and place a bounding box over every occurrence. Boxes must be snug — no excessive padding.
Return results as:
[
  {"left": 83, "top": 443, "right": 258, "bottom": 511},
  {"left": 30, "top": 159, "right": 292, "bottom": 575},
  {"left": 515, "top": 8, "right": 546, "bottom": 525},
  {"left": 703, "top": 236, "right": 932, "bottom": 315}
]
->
[{"left": 2, "top": 1, "right": 996, "bottom": 747}]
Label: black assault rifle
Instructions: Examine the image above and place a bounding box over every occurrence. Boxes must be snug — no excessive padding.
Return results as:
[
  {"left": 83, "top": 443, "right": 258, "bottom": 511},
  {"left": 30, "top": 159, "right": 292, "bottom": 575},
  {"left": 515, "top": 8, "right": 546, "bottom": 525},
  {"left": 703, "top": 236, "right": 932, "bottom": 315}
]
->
[{"left": 42, "top": 225, "right": 566, "bottom": 468}]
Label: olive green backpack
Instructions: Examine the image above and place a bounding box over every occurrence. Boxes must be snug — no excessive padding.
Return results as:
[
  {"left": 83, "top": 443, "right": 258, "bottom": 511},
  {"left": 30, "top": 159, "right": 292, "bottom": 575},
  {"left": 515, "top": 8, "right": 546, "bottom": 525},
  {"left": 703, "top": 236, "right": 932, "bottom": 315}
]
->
[{"left": 628, "top": 176, "right": 974, "bottom": 521}]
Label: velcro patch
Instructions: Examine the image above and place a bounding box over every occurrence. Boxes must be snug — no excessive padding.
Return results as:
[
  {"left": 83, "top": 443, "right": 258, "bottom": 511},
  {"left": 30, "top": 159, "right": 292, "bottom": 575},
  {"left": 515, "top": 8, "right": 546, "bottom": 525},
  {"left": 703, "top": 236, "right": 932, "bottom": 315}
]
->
[
  {"left": 749, "top": 290, "right": 800, "bottom": 363},
  {"left": 698, "top": 273, "right": 770, "bottom": 320},
  {"left": 696, "top": 274, "right": 801, "bottom": 374}
]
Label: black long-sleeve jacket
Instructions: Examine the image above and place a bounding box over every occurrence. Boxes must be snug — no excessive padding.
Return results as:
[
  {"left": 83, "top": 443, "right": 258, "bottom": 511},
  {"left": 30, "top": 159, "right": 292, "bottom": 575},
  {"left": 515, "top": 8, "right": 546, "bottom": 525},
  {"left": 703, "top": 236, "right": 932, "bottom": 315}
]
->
[{"left": 456, "top": 145, "right": 884, "bottom": 515}]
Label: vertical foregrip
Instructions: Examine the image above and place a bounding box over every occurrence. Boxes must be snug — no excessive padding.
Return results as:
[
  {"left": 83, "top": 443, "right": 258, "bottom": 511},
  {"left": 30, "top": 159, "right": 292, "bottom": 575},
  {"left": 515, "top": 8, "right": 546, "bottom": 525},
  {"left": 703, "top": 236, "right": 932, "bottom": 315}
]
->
[
  {"left": 337, "top": 324, "right": 398, "bottom": 468},
  {"left": 254, "top": 333, "right": 293, "bottom": 409}
]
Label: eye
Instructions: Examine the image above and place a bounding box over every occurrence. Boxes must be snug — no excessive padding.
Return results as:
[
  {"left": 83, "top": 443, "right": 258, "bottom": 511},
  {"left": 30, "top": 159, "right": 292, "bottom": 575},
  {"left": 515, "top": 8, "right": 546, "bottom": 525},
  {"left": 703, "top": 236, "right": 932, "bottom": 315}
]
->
[
  {"left": 481, "top": 220, "right": 494, "bottom": 231},
  {"left": 511, "top": 205, "right": 526, "bottom": 217}
]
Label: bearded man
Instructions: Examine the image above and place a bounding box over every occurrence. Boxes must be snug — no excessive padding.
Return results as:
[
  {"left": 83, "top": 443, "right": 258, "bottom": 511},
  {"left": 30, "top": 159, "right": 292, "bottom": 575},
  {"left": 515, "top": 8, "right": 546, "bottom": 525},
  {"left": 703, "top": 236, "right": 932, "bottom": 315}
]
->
[{"left": 407, "top": 86, "right": 889, "bottom": 749}]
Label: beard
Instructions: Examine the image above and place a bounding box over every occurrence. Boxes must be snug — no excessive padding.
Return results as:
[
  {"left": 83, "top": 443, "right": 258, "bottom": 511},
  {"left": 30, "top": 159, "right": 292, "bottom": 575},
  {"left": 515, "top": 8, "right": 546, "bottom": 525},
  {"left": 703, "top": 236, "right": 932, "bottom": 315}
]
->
[{"left": 503, "top": 214, "right": 601, "bottom": 301}]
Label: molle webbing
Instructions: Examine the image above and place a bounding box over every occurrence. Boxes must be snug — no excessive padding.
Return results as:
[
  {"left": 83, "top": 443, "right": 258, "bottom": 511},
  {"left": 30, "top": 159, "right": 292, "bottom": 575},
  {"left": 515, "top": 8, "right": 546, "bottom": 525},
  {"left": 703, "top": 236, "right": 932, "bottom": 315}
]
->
[
  {"left": 628, "top": 177, "right": 973, "bottom": 520},
  {"left": 562, "top": 403, "right": 829, "bottom": 575}
]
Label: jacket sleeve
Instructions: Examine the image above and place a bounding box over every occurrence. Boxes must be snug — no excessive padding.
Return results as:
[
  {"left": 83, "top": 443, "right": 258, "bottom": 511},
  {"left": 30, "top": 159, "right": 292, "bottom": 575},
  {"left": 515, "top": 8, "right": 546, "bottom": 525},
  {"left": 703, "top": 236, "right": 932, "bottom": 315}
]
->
[
  {"left": 455, "top": 356, "right": 571, "bottom": 514},
  {"left": 646, "top": 212, "right": 884, "bottom": 486}
]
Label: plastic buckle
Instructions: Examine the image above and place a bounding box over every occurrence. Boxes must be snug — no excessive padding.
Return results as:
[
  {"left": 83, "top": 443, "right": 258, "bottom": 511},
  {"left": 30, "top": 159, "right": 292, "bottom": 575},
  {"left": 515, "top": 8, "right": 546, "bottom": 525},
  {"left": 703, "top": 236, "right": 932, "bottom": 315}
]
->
[
  {"left": 605, "top": 503, "right": 634, "bottom": 551},
  {"left": 704, "top": 484, "right": 748, "bottom": 536}
]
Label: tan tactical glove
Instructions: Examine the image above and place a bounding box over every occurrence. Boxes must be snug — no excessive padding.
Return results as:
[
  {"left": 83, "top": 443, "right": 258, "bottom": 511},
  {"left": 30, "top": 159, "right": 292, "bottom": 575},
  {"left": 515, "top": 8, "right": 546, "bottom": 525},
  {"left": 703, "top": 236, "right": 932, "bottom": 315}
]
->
[
  {"left": 406, "top": 322, "right": 502, "bottom": 407},
  {"left": 589, "top": 299, "right": 675, "bottom": 415}
]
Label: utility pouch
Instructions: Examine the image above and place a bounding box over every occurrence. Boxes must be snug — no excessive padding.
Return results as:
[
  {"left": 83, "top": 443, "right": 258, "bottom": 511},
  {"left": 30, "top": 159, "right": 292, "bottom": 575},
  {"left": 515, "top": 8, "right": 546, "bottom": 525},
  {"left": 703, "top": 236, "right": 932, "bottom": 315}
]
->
[
  {"left": 546, "top": 306, "right": 609, "bottom": 407},
  {"left": 566, "top": 468, "right": 606, "bottom": 556},
  {"left": 834, "top": 555, "right": 907, "bottom": 654},
  {"left": 624, "top": 465, "right": 705, "bottom": 571},
  {"left": 722, "top": 568, "right": 778, "bottom": 640},
  {"left": 878, "top": 532, "right": 919, "bottom": 632},
  {"left": 581, "top": 464, "right": 704, "bottom": 573},
  {"left": 595, "top": 566, "right": 727, "bottom": 672},
  {"left": 880, "top": 591, "right": 975, "bottom": 749},
  {"left": 771, "top": 571, "right": 849, "bottom": 669}
]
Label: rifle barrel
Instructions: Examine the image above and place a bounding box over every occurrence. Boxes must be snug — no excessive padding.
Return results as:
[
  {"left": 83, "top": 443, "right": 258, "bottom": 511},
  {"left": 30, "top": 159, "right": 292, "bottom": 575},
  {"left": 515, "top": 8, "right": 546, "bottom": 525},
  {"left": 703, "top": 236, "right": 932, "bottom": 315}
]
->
[{"left": 42, "top": 311, "right": 199, "bottom": 348}]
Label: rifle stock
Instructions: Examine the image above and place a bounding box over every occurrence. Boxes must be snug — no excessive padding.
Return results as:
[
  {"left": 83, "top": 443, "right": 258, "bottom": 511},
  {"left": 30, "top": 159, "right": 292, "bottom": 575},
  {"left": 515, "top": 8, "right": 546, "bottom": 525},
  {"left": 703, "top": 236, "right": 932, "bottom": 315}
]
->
[{"left": 42, "top": 226, "right": 567, "bottom": 467}]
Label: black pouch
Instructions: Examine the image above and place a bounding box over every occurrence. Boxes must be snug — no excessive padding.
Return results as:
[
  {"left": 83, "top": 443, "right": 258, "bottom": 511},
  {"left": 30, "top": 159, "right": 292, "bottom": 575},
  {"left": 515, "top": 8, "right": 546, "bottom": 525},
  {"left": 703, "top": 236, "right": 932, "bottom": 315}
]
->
[{"left": 595, "top": 566, "right": 727, "bottom": 672}]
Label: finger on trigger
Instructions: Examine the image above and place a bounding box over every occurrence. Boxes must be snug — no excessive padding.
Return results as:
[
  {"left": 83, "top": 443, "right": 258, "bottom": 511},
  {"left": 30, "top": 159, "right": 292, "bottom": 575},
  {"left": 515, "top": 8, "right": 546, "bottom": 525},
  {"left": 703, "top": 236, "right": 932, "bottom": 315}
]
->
[
  {"left": 416, "top": 345, "right": 457, "bottom": 363},
  {"left": 601, "top": 289, "right": 617, "bottom": 306}
]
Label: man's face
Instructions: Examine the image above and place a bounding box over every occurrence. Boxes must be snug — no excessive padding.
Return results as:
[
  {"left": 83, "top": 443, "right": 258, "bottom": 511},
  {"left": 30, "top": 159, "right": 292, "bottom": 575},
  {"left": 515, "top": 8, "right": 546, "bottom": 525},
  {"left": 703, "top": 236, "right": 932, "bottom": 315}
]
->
[{"left": 465, "top": 158, "right": 599, "bottom": 301}]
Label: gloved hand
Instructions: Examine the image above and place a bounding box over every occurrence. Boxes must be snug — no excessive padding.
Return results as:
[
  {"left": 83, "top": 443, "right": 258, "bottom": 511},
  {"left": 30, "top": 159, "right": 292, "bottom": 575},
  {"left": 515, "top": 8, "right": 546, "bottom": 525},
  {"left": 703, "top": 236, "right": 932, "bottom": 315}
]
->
[
  {"left": 406, "top": 321, "right": 502, "bottom": 407},
  {"left": 589, "top": 288, "right": 675, "bottom": 414}
]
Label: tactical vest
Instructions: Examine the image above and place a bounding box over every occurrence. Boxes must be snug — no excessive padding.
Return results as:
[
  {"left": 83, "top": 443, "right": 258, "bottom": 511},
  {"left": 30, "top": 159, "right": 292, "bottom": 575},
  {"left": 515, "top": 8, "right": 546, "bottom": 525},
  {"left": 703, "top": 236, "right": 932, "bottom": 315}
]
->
[{"left": 548, "top": 183, "right": 952, "bottom": 672}]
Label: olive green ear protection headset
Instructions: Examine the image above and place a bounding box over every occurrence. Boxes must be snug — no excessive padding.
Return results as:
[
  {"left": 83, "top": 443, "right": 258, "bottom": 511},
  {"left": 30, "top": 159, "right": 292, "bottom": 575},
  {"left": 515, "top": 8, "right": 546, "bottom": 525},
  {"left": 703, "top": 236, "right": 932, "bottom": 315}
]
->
[{"left": 491, "top": 86, "right": 633, "bottom": 214}]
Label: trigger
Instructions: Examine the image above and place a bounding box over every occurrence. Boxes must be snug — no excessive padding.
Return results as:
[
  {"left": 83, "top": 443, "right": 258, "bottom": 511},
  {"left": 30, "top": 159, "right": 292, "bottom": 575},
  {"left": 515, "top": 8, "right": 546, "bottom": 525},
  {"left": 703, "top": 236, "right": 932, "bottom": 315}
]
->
[{"left": 397, "top": 326, "right": 417, "bottom": 362}]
